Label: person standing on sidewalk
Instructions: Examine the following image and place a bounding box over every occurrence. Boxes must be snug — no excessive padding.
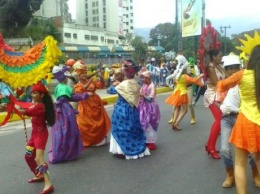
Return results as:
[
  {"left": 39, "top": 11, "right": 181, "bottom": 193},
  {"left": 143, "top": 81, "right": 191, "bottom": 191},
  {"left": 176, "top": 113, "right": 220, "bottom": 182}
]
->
[
  {"left": 109, "top": 59, "right": 150, "bottom": 159},
  {"left": 48, "top": 65, "right": 93, "bottom": 164},
  {"left": 217, "top": 55, "right": 260, "bottom": 188},
  {"left": 18, "top": 82, "right": 55, "bottom": 194},
  {"left": 138, "top": 70, "right": 161, "bottom": 150}
]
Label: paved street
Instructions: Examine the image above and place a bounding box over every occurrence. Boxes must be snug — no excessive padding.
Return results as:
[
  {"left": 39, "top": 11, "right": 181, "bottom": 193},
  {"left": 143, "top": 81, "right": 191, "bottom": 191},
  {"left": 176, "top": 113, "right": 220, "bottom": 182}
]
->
[{"left": 0, "top": 92, "right": 259, "bottom": 194}]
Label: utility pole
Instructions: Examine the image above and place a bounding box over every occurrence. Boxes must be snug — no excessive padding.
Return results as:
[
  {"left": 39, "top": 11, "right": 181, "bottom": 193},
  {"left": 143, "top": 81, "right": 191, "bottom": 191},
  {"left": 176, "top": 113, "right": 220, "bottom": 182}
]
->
[
  {"left": 175, "top": 0, "right": 179, "bottom": 52},
  {"left": 220, "top": 25, "right": 231, "bottom": 55}
]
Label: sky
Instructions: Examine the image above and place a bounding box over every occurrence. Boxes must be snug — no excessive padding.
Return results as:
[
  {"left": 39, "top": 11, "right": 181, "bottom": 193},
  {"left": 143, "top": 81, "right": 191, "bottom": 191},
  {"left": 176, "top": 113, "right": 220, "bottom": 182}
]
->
[{"left": 68, "top": 0, "right": 260, "bottom": 36}]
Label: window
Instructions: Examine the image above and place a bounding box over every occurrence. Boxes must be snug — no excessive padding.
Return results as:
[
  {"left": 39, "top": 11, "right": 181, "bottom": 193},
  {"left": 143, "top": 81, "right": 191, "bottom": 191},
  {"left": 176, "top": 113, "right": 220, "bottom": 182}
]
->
[
  {"left": 130, "top": 26, "right": 133, "bottom": 30},
  {"left": 85, "top": 35, "right": 90, "bottom": 40},
  {"left": 91, "top": 35, "right": 99, "bottom": 41},
  {"left": 103, "top": 8, "right": 106, "bottom": 13},
  {"left": 107, "top": 39, "right": 114, "bottom": 44},
  {"left": 101, "top": 37, "right": 104, "bottom": 42},
  {"left": 64, "top": 33, "right": 71, "bottom": 38},
  {"left": 73, "top": 33, "right": 77, "bottom": 39},
  {"left": 92, "top": 2, "right": 95, "bottom": 6},
  {"left": 103, "top": 23, "right": 106, "bottom": 29},
  {"left": 103, "top": 15, "right": 106, "bottom": 21}
]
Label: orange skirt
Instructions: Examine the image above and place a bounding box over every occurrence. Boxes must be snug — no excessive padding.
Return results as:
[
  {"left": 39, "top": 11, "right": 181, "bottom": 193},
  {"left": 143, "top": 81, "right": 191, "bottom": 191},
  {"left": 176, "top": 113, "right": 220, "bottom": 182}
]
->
[
  {"left": 165, "top": 90, "right": 188, "bottom": 106},
  {"left": 230, "top": 113, "right": 260, "bottom": 153}
]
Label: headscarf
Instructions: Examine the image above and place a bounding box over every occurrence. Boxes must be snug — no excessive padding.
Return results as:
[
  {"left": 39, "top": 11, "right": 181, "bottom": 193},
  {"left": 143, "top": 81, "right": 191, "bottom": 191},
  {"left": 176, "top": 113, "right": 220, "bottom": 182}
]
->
[
  {"left": 140, "top": 70, "right": 152, "bottom": 78},
  {"left": 66, "top": 59, "right": 76, "bottom": 67},
  {"left": 122, "top": 59, "right": 137, "bottom": 78},
  {"left": 73, "top": 60, "right": 87, "bottom": 76},
  {"left": 31, "top": 82, "right": 48, "bottom": 93},
  {"left": 52, "top": 65, "right": 69, "bottom": 82}
]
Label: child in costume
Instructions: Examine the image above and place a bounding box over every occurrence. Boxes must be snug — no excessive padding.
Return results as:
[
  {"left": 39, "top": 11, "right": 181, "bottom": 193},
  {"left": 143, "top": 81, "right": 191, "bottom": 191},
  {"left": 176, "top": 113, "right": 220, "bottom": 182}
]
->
[
  {"left": 138, "top": 70, "right": 160, "bottom": 150},
  {"left": 165, "top": 62, "right": 204, "bottom": 131},
  {"left": 18, "top": 82, "right": 55, "bottom": 194},
  {"left": 109, "top": 59, "right": 150, "bottom": 159},
  {"left": 217, "top": 44, "right": 260, "bottom": 194},
  {"left": 74, "top": 62, "right": 111, "bottom": 147},
  {"left": 48, "top": 65, "right": 93, "bottom": 164},
  {"left": 217, "top": 55, "right": 260, "bottom": 188}
]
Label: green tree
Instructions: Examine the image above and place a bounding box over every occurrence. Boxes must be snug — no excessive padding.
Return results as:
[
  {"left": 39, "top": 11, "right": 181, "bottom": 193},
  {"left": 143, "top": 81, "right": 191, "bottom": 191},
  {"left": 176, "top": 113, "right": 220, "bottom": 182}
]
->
[
  {"left": 148, "top": 23, "right": 177, "bottom": 52},
  {"left": 0, "top": 0, "right": 43, "bottom": 37},
  {"left": 131, "top": 36, "right": 148, "bottom": 62},
  {"left": 23, "top": 18, "right": 61, "bottom": 42}
]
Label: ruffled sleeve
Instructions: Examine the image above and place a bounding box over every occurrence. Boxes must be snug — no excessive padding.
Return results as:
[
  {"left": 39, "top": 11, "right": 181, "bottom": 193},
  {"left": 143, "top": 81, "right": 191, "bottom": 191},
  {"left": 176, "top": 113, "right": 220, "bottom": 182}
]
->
[
  {"left": 217, "top": 70, "right": 244, "bottom": 93},
  {"left": 184, "top": 74, "right": 203, "bottom": 86}
]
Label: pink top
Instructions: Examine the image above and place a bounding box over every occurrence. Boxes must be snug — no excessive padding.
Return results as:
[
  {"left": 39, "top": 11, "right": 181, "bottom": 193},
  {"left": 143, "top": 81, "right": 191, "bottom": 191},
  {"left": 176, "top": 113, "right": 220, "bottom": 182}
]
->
[
  {"left": 140, "top": 82, "right": 156, "bottom": 99},
  {"left": 204, "top": 63, "right": 226, "bottom": 107}
]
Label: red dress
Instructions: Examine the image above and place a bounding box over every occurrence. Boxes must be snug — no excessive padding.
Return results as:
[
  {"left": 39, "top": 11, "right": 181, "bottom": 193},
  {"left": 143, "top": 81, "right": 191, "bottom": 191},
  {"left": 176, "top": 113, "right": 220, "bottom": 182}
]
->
[{"left": 25, "top": 103, "right": 48, "bottom": 150}]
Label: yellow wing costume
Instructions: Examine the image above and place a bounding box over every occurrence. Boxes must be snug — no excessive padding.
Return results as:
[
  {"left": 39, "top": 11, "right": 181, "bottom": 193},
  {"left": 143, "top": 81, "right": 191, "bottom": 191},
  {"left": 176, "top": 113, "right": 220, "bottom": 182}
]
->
[{"left": 0, "top": 35, "right": 62, "bottom": 88}]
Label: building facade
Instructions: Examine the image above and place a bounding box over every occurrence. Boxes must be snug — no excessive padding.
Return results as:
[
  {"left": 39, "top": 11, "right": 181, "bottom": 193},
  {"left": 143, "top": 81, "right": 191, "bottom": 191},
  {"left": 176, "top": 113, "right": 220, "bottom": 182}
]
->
[
  {"left": 34, "top": 0, "right": 72, "bottom": 23},
  {"left": 75, "top": 0, "right": 134, "bottom": 37}
]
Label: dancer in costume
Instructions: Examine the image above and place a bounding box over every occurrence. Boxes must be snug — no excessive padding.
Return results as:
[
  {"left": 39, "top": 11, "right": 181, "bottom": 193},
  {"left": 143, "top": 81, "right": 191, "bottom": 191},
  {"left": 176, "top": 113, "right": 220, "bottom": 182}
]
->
[
  {"left": 204, "top": 49, "right": 228, "bottom": 159},
  {"left": 217, "top": 54, "right": 260, "bottom": 188},
  {"left": 138, "top": 70, "right": 160, "bottom": 150},
  {"left": 74, "top": 62, "right": 111, "bottom": 147},
  {"left": 48, "top": 65, "right": 93, "bottom": 164},
  {"left": 18, "top": 83, "right": 55, "bottom": 194},
  {"left": 107, "top": 68, "right": 124, "bottom": 94},
  {"left": 165, "top": 61, "right": 204, "bottom": 131},
  {"left": 109, "top": 59, "right": 151, "bottom": 159},
  {"left": 217, "top": 34, "right": 260, "bottom": 193}
]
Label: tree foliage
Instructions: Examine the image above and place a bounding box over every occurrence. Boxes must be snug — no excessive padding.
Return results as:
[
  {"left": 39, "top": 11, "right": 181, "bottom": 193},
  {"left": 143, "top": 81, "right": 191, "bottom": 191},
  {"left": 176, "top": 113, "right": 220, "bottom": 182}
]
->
[
  {"left": 23, "top": 18, "right": 62, "bottom": 42},
  {"left": 131, "top": 35, "right": 148, "bottom": 62},
  {"left": 148, "top": 23, "right": 177, "bottom": 52},
  {"left": 0, "top": 0, "right": 43, "bottom": 37}
]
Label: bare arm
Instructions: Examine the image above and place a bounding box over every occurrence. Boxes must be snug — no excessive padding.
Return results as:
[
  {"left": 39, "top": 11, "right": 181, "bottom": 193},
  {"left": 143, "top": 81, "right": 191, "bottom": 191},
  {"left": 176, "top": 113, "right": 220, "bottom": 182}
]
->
[{"left": 207, "top": 66, "right": 219, "bottom": 86}]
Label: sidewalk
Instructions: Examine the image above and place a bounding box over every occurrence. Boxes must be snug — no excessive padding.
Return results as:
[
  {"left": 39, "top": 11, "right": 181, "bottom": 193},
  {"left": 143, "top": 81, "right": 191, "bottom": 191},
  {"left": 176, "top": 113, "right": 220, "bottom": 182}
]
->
[{"left": 0, "top": 86, "right": 172, "bottom": 123}]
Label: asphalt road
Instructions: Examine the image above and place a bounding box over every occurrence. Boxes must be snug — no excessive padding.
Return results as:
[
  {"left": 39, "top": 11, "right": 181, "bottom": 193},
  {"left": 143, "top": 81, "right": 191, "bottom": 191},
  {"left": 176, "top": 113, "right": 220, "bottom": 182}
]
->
[{"left": 0, "top": 93, "right": 259, "bottom": 194}]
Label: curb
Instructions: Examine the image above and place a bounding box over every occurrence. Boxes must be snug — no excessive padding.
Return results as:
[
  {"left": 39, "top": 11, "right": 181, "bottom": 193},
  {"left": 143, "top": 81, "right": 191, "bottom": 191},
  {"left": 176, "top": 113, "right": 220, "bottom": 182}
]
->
[{"left": 0, "top": 87, "right": 172, "bottom": 123}]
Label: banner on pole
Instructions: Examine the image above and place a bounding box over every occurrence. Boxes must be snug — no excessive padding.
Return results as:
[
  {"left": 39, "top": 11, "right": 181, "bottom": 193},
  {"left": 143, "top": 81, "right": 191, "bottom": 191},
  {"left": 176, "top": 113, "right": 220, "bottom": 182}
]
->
[{"left": 181, "top": 0, "right": 202, "bottom": 37}]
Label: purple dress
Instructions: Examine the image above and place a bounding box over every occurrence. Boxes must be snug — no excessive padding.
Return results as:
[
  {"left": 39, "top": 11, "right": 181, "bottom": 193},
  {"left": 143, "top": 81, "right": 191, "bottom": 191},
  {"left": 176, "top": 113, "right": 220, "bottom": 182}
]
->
[
  {"left": 48, "top": 83, "right": 88, "bottom": 164},
  {"left": 138, "top": 82, "right": 160, "bottom": 143}
]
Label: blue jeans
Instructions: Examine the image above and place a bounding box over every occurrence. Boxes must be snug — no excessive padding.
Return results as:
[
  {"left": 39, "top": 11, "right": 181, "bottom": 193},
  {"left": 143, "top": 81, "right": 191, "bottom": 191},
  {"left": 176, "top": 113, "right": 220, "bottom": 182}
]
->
[{"left": 220, "top": 115, "right": 256, "bottom": 168}]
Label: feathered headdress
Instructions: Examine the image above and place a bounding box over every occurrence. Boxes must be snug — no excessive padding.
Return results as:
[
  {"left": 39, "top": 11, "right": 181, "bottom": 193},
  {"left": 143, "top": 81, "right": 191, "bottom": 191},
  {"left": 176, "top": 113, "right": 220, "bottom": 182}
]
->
[{"left": 198, "top": 24, "right": 221, "bottom": 79}]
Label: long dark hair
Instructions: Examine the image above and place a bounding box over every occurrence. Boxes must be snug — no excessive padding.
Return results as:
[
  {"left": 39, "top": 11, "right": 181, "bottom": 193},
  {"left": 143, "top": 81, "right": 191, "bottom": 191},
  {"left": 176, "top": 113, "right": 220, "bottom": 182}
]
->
[
  {"left": 42, "top": 93, "right": 55, "bottom": 126},
  {"left": 247, "top": 45, "right": 260, "bottom": 111},
  {"left": 208, "top": 49, "right": 221, "bottom": 62}
]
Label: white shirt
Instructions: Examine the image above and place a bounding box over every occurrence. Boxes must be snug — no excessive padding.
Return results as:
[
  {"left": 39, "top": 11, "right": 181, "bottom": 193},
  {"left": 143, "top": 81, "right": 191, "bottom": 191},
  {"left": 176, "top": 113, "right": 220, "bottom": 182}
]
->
[{"left": 220, "top": 85, "right": 240, "bottom": 114}]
